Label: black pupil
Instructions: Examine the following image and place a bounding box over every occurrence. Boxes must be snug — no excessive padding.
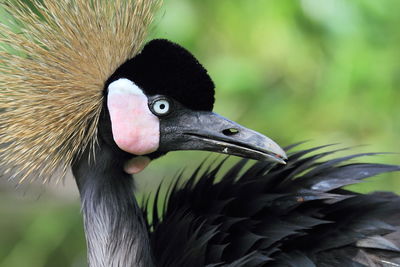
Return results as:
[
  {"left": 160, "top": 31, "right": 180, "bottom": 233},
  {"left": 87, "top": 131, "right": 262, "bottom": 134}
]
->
[{"left": 159, "top": 103, "right": 165, "bottom": 110}]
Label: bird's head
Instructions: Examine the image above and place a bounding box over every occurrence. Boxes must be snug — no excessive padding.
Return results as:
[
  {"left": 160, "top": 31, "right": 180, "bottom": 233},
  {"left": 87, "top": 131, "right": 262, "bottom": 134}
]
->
[
  {"left": 0, "top": 1, "right": 285, "bottom": 184},
  {"left": 100, "top": 39, "right": 287, "bottom": 174}
]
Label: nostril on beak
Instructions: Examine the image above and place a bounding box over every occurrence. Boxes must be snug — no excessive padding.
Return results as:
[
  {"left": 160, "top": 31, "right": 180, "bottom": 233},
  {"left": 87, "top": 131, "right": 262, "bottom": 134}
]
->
[{"left": 222, "top": 128, "right": 239, "bottom": 136}]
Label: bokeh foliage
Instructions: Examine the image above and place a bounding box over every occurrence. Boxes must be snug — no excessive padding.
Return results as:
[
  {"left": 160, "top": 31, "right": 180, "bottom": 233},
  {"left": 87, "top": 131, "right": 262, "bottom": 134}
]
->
[{"left": 1, "top": 0, "right": 399, "bottom": 266}]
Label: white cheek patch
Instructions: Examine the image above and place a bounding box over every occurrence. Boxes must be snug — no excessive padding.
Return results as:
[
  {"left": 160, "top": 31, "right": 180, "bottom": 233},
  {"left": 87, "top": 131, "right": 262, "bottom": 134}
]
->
[{"left": 107, "top": 78, "right": 160, "bottom": 158}]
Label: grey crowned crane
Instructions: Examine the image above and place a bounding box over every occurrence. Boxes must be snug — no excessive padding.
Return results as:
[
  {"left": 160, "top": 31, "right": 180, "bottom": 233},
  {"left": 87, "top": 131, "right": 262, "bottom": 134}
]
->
[{"left": 0, "top": 1, "right": 399, "bottom": 266}]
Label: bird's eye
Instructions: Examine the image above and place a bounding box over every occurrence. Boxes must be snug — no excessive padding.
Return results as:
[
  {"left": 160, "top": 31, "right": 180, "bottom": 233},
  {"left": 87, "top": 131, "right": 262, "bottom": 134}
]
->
[{"left": 150, "top": 98, "right": 171, "bottom": 116}]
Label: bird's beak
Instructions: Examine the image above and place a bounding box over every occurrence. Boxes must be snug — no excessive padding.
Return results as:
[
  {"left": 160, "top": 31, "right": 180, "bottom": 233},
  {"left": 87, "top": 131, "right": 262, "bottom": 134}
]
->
[{"left": 159, "top": 110, "right": 287, "bottom": 164}]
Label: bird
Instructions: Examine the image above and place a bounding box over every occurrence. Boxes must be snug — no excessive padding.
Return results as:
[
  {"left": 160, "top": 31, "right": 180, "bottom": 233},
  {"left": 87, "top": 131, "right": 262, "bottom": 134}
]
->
[{"left": 0, "top": 1, "right": 399, "bottom": 267}]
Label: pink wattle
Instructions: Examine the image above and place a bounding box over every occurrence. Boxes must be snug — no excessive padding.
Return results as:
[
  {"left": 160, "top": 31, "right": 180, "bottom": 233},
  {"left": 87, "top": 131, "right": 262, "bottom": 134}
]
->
[{"left": 124, "top": 156, "right": 151, "bottom": 174}]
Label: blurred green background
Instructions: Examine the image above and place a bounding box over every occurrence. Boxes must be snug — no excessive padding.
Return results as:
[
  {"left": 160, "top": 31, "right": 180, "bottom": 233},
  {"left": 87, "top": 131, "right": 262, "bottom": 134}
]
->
[{"left": 1, "top": 0, "right": 399, "bottom": 266}]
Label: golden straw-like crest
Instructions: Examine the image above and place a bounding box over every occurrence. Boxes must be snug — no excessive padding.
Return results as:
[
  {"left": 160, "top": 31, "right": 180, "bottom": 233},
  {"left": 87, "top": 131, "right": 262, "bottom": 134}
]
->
[{"left": 0, "top": 0, "right": 160, "bottom": 183}]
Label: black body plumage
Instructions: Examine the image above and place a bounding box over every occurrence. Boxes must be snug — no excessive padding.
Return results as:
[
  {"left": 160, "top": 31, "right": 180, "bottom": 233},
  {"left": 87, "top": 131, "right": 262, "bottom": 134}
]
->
[{"left": 145, "top": 145, "right": 400, "bottom": 266}]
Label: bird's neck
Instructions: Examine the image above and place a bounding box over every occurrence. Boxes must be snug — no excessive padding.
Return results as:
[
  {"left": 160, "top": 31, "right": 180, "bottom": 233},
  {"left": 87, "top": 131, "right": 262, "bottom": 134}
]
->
[{"left": 72, "top": 142, "right": 154, "bottom": 267}]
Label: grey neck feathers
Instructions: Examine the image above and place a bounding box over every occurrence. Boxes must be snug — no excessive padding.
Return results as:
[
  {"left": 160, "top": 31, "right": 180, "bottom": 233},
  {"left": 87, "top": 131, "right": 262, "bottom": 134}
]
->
[{"left": 72, "top": 144, "right": 154, "bottom": 267}]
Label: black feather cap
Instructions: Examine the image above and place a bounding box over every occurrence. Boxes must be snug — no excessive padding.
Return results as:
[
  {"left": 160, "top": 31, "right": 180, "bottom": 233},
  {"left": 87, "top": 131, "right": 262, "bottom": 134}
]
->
[{"left": 105, "top": 39, "right": 215, "bottom": 111}]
